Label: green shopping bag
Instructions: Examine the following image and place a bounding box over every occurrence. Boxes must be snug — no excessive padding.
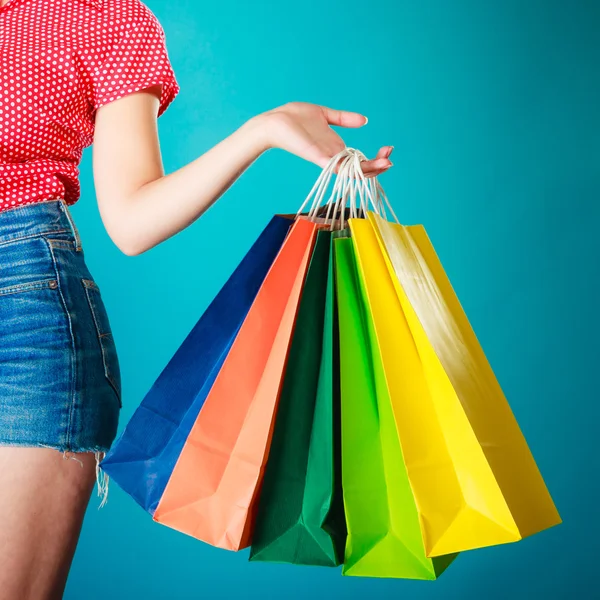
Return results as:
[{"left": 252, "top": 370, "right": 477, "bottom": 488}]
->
[
  {"left": 335, "top": 235, "right": 457, "bottom": 579},
  {"left": 249, "top": 230, "right": 346, "bottom": 565}
]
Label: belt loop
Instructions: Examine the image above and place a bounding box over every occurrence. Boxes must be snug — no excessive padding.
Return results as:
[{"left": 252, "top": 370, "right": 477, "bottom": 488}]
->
[{"left": 58, "top": 199, "right": 82, "bottom": 251}]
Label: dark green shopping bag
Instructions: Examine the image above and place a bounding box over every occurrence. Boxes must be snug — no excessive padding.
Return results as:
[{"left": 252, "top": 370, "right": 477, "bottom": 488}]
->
[{"left": 249, "top": 230, "right": 347, "bottom": 566}]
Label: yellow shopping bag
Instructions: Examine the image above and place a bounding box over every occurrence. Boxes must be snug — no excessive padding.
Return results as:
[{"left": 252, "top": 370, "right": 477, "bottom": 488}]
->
[{"left": 349, "top": 215, "right": 561, "bottom": 557}]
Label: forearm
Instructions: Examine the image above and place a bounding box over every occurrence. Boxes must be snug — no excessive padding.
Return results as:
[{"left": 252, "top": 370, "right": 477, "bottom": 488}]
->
[
  {"left": 117, "top": 116, "right": 268, "bottom": 256},
  {"left": 93, "top": 97, "right": 390, "bottom": 255}
]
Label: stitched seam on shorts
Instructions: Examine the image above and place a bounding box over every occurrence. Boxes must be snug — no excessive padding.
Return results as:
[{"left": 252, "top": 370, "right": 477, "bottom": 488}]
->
[
  {"left": 46, "top": 238, "right": 76, "bottom": 250},
  {"left": 0, "top": 278, "right": 58, "bottom": 296},
  {"left": 0, "top": 229, "right": 70, "bottom": 248},
  {"left": 0, "top": 199, "right": 66, "bottom": 215},
  {"left": 59, "top": 202, "right": 82, "bottom": 251},
  {"left": 44, "top": 239, "right": 77, "bottom": 452},
  {"left": 81, "top": 278, "right": 99, "bottom": 291},
  {"left": 81, "top": 279, "right": 121, "bottom": 406}
]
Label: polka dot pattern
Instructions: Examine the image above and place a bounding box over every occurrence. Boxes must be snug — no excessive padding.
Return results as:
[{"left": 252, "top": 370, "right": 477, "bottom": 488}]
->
[{"left": 0, "top": 0, "right": 180, "bottom": 212}]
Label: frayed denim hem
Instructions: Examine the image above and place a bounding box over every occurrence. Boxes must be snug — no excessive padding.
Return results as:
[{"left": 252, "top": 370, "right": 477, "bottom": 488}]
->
[{"left": 0, "top": 441, "right": 111, "bottom": 508}]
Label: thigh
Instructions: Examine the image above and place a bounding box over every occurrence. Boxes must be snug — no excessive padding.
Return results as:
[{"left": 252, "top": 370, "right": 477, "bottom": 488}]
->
[{"left": 0, "top": 447, "right": 96, "bottom": 600}]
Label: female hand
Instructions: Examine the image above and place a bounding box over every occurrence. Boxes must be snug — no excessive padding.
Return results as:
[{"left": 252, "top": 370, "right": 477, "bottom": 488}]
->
[
  {"left": 95, "top": 95, "right": 391, "bottom": 255},
  {"left": 255, "top": 102, "right": 393, "bottom": 178}
]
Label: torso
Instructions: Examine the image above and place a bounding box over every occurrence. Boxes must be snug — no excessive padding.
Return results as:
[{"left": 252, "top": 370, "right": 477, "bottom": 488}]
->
[{"left": 0, "top": 0, "right": 178, "bottom": 213}]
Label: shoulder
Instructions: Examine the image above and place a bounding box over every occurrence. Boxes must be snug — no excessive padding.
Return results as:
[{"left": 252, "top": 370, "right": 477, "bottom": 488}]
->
[{"left": 95, "top": 0, "right": 164, "bottom": 30}]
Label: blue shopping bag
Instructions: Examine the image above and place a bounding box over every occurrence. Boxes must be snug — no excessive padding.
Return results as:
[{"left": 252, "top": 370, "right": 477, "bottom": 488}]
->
[{"left": 100, "top": 216, "right": 292, "bottom": 513}]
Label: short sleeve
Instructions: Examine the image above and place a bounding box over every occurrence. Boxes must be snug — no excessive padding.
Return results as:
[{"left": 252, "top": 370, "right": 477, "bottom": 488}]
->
[{"left": 91, "top": 6, "right": 180, "bottom": 117}]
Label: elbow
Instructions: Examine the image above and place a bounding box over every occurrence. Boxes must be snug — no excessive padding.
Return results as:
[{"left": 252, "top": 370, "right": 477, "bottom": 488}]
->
[
  {"left": 119, "top": 244, "right": 142, "bottom": 257},
  {"left": 111, "top": 231, "right": 147, "bottom": 257},
  {"left": 103, "top": 206, "right": 154, "bottom": 256},
  {"left": 100, "top": 194, "right": 151, "bottom": 256},
  {"left": 118, "top": 239, "right": 147, "bottom": 257}
]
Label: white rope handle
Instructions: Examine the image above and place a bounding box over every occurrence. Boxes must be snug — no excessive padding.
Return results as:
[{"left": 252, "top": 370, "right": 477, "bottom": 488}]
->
[
  {"left": 322, "top": 158, "right": 349, "bottom": 226},
  {"left": 297, "top": 147, "right": 396, "bottom": 228},
  {"left": 296, "top": 148, "right": 353, "bottom": 219},
  {"left": 350, "top": 151, "right": 382, "bottom": 217},
  {"left": 324, "top": 153, "right": 358, "bottom": 229},
  {"left": 318, "top": 149, "right": 375, "bottom": 225},
  {"left": 309, "top": 150, "right": 360, "bottom": 220},
  {"left": 314, "top": 153, "right": 355, "bottom": 221},
  {"left": 327, "top": 151, "right": 382, "bottom": 224},
  {"left": 369, "top": 175, "right": 400, "bottom": 224}
]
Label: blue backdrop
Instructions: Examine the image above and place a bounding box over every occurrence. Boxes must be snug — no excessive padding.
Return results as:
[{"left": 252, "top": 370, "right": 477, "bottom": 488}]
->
[{"left": 65, "top": 1, "right": 599, "bottom": 598}]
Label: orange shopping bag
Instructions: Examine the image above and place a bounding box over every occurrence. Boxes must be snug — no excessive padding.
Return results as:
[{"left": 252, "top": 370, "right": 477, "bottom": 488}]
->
[{"left": 153, "top": 218, "right": 318, "bottom": 550}]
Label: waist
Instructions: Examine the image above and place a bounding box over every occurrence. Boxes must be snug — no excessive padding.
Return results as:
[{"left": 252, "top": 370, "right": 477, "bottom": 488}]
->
[
  {"left": 0, "top": 160, "right": 82, "bottom": 209},
  {"left": 0, "top": 199, "right": 80, "bottom": 248}
]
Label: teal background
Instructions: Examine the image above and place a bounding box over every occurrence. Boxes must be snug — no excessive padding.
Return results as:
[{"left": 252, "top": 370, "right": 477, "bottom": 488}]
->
[{"left": 64, "top": 0, "right": 599, "bottom": 598}]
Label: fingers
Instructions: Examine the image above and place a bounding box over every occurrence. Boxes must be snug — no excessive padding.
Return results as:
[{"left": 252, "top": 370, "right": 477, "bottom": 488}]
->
[
  {"left": 360, "top": 146, "right": 393, "bottom": 177},
  {"left": 316, "top": 142, "right": 394, "bottom": 180},
  {"left": 330, "top": 154, "right": 356, "bottom": 175},
  {"left": 321, "top": 106, "right": 368, "bottom": 128},
  {"left": 375, "top": 145, "right": 394, "bottom": 160},
  {"left": 361, "top": 160, "right": 391, "bottom": 177}
]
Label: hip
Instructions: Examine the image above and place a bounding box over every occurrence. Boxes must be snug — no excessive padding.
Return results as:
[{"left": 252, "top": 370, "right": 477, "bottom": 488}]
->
[{"left": 0, "top": 199, "right": 121, "bottom": 452}]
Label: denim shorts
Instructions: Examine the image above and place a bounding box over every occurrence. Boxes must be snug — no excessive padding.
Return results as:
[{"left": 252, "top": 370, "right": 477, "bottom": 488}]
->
[{"left": 0, "top": 199, "right": 121, "bottom": 456}]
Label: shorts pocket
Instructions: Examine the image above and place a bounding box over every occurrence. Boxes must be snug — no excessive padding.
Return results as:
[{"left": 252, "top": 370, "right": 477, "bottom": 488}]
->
[
  {"left": 0, "top": 278, "right": 59, "bottom": 296},
  {"left": 81, "top": 278, "right": 122, "bottom": 408}
]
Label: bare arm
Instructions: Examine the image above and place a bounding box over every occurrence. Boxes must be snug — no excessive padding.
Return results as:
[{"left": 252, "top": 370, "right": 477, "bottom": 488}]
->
[{"left": 92, "top": 85, "right": 393, "bottom": 256}]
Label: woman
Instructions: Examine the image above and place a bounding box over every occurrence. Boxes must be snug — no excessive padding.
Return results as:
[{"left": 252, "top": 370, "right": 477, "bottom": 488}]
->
[{"left": 0, "top": 0, "right": 393, "bottom": 597}]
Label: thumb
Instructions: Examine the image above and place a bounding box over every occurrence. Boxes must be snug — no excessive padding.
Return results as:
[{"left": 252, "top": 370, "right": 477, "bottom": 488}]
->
[{"left": 320, "top": 106, "right": 368, "bottom": 128}]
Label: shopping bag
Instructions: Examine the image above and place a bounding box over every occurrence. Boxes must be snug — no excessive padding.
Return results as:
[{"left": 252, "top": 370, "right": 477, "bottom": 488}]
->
[
  {"left": 335, "top": 234, "right": 456, "bottom": 579},
  {"left": 360, "top": 211, "right": 561, "bottom": 556},
  {"left": 153, "top": 218, "right": 318, "bottom": 550},
  {"left": 249, "top": 230, "right": 346, "bottom": 566},
  {"left": 100, "top": 216, "right": 292, "bottom": 513}
]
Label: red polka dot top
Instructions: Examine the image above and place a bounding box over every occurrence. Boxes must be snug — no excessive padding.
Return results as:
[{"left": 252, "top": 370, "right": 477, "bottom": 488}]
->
[{"left": 0, "top": 0, "right": 180, "bottom": 213}]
